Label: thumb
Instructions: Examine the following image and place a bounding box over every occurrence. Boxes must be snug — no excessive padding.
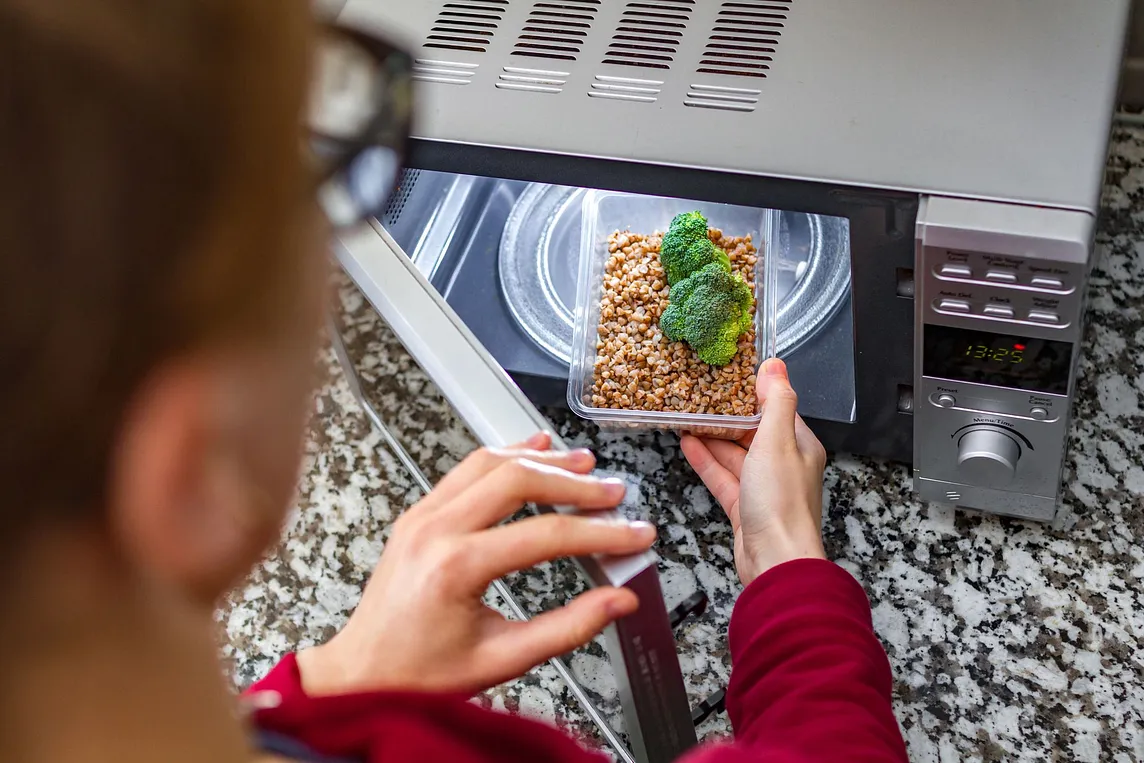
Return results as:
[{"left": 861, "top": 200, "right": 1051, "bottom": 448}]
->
[{"left": 757, "top": 358, "right": 799, "bottom": 444}]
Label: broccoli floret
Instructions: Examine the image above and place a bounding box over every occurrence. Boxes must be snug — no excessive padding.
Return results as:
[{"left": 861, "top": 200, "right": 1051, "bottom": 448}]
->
[
  {"left": 661, "top": 211, "right": 708, "bottom": 256},
  {"left": 660, "top": 211, "right": 726, "bottom": 285},
  {"left": 676, "top": 239, "right": 731, "bottom": 286},
  {"left": 659, "top": 262, "right": 754, "bottom": 366}
]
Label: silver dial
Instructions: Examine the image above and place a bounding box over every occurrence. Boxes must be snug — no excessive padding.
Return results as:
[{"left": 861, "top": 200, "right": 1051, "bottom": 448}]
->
[{"left": 957, "top": 428, "right": 1021, "bottom": 484}]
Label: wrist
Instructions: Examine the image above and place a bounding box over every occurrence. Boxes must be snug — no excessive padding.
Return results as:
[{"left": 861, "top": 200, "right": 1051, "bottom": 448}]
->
[
  {"left": 298, "top": 632, "right": 426, "bottom": 696},
  {"left": 741, "top": 523, "right": 825, "bottom": 584},
  {"left": 296, "top": 640, "right": 353, "bottom": 697}
]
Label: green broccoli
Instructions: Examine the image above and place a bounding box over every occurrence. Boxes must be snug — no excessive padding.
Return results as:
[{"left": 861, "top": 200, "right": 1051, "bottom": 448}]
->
[
  {"left": 660, "top": 211, "right": 728, "bottom": 285},
  {"left": 660, "top": 262, "right": 754, "bottom": 366}
]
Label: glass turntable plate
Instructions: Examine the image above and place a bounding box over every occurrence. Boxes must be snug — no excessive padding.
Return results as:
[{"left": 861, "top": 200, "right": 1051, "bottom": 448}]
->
[{"left": 498, "top": 183, "right": 851, "bottom": 364}]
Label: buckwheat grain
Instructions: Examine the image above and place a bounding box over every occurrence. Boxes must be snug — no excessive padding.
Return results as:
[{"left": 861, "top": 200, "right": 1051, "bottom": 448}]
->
[{"left": 590, "top": 229, "right": 760, "bottom": 417}]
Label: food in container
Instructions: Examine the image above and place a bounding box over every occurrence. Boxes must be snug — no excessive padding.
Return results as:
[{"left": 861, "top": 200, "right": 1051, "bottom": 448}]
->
[{"left": 568, "top": 191, "right": 777, "bottom": 438}]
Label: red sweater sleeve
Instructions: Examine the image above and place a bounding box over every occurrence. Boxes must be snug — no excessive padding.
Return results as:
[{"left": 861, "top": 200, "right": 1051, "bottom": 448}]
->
[
  {"left": 682, "top": 558, "right": 907, "bottom": 763},
  {"left": 245, "top": 653, "right": 606, "bottom": 763},
  {"left": 245, "top": 558, "right": 904, "bottom": 763}
]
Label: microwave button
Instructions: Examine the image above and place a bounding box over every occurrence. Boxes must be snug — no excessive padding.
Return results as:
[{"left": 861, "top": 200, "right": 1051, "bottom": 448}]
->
[
  {"left": 982, "top": 304, "right": 1014, "bottom": 319},
  {"left": 935, "top": 393, "right": 957, "bottom": 408},
  {"left": 936, "top": 298, "right": 971, "bottom": 313},
  {"left": 984, "top": 267, "right": 1018, "bottom": 283},
  {"left": 1029, "top": 406, "right": 1050, "bottom": 420},
  {"left": 1029, "top": 275, "right": 1065, "bottom": 290},
  {"left": 1027, "top": 309, "right": 1060, "bottom": 324},
  {"left": 938, "top": 263, "right": 973, "bottom": 279}
]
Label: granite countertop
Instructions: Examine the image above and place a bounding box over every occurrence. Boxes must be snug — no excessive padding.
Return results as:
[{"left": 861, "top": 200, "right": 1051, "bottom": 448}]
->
[{"left": 219, "top": 127, "right": 1144, "bottom": 762}]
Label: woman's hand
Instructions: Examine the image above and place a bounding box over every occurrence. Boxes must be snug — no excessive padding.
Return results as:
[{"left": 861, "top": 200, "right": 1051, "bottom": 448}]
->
[
  {"left": 680, "top": 358, "right": 827, "bottom": 585},
  {"left": 296, "top": 433, "right": 655, "bottom": 696}
]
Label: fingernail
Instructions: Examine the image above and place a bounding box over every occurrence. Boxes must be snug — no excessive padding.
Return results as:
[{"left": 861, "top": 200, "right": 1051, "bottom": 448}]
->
[
  {"left": 571, "top": 448, "right": 595, "bottom": 461},
  {"left": 526, "top": 432, "right": 549, "bottom": 448},
  {"left": 629, "top": 520, "right": 656, "bottom": 541},
  {"left": 603, "top": 477, "right": 627, "bottom": 496},
  {"left": 762, "top": 358, "right": 787, "bottom": 377}
]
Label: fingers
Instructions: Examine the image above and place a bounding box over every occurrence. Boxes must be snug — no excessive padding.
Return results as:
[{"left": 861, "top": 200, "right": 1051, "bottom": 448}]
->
[
  {"left": 516, "top": 431, "right": 551, "bottom": 450},
  {"left": 464, "top": 513, "right": 657, "bottom": 584},
  {"left": 443, "top": 459, "right": 626, "bottom": 531},
  {"left": 702, "top": 438, "right": 749, "bottom": 479},
  {"left": 757, "top": 358, "right": 799, "bottom": 446},
  {"left": 484, "top": 586, "right": 639, "bottom": 677},
  {"left": 417, "top": 435, "right": 595, "bottom": 512},
  {"left": 680, "top": 435, "right": 740, "bottom": 518}
]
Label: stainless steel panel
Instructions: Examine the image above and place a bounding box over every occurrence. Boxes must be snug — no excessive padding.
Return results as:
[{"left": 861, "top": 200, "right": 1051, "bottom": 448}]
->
[
  {"left": 914, "top": 376, "right": 1070, "bottom": 498},
  {"left": 913, "top": 197, "right": 1093, "bottom": 519},
  {"left": 915, "top": 476, "right": 1057, "bottom": 522},
  {"left": 338, "top": 0, "right": 1127, "bottom": 213}
]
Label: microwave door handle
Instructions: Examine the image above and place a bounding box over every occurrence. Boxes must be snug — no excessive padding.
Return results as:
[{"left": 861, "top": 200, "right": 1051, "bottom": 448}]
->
[{"left": 334, "top": 221, "right": 698, "bottom": 763}]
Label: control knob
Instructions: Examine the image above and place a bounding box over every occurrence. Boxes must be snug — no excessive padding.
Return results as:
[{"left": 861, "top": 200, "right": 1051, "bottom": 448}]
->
[{"left": 957, "top": 428, "right": 1021, "bottom": 484}]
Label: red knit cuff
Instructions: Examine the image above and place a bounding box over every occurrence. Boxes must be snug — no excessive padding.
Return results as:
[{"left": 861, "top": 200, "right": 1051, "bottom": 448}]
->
[
  {"left": 728, "top": 558, "right": 874, "bottom": 658},
  {"left": 244, "top": 651, "right": 306, "bottom": 704}
]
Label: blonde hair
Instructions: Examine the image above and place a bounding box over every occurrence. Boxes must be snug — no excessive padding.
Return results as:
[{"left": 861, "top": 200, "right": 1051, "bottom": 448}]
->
[{"left": 0, "top": 0, "right": 313, "bottom": 519}]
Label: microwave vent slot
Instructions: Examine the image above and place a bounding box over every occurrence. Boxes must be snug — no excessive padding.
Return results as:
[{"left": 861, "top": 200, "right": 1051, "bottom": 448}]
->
[
  {"left": 602, "top": 0, "right": 696, "bottom": 72},
  {"left": 412, "top": 58, "right": 479, "bottom": 86},
  {"left": 684, "top": 83, "right": 760, "bottom": 112},
  {"left": 512, "top": 0, "right": 601, "bottom": 62},
  {"left": 381, "top": 169, "right": 421, "bottom": 227},
  {"left": 424, "top": 1, "right": 509, "bottom": 54},
  {"left": 698, "top": 0, "right": 789, "bottom": 79},
  {"left": 588, "top": 74, "right": 663, "bottom": 103},
  {"left": 497, "top": 66, "right": 570, "bottom": 94}
]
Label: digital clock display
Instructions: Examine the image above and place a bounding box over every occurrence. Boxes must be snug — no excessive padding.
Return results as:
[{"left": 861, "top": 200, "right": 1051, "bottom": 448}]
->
[{"left": 923, "top": 325, "right": 1073, "bottom": 394}]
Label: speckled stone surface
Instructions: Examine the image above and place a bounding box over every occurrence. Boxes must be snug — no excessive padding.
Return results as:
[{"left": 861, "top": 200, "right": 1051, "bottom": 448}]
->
[{"left": 219, "top": 127, "right": 1144, "bottom": 762}]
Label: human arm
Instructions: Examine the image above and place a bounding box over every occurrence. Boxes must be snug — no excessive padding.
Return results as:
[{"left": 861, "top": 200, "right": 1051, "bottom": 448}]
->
[
  {"left": 246, "top": 652, "right": 608, "bottom": 763},
  {"left": 679, "top": 559, "right": 907, "bottom": 763},
  {"left": 243, "top": 432, "right": 651, "bottom": 761},
  {"left": 678, "top": 359, "right": 907, "bottom": 762},
  {"left": 296, "top": 431, "right": 655, "bottom": 696}
]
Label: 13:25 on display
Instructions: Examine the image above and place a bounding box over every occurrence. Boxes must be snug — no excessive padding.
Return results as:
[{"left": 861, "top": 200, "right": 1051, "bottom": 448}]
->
[
  {"left": 923, "top": 325, "right": 1073, "bottom": 395},
  {"left": 964, "top": 344, "right": 1024, "bottom": 363}
]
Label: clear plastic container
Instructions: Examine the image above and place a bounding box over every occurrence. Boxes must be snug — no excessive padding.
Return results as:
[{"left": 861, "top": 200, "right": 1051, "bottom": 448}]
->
[{"left": 568, "top": 190, "right": 778, "bottom": 438}]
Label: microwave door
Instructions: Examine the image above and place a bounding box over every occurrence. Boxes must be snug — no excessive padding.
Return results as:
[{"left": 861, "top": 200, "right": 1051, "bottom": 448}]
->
[{"left": 334, "top": 220, "right": 699, "bottom": 763}]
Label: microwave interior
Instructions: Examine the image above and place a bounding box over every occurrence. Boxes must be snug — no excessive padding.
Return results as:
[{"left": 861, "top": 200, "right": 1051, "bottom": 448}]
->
[{"left": 381, "top": 169, "right": 858, "bottom": 426}]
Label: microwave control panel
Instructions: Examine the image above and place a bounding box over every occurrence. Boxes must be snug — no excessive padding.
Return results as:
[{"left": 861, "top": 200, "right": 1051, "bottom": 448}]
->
[{"left": 913, "top": 197, "right": 1094, "bottom": 521}]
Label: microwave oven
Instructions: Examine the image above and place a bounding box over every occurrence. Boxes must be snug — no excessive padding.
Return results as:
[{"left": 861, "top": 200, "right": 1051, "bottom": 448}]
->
[{"left": 329, "top": 1, "right": 1129, "bottom": 761}]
